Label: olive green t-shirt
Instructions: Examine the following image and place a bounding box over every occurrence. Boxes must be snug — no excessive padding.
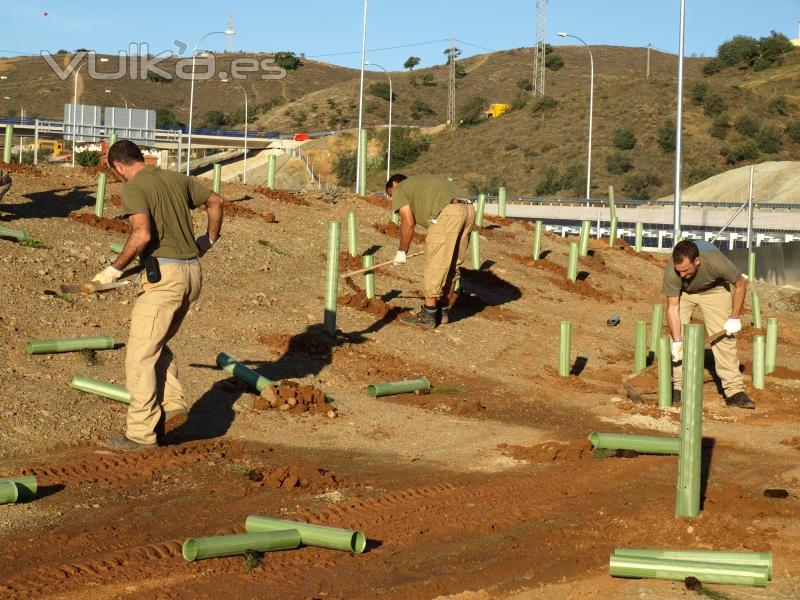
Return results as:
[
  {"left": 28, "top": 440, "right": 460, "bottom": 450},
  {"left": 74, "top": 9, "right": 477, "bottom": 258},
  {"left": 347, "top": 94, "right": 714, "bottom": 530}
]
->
[
  {"left": 662, "top": 246, "right": 740, "bottom": 297},
  {"left": 391, "top": 174, "right": 465, "bottom": 226},
  {"left": 120, "top": 166, "right": 212, "bottom": 259}
]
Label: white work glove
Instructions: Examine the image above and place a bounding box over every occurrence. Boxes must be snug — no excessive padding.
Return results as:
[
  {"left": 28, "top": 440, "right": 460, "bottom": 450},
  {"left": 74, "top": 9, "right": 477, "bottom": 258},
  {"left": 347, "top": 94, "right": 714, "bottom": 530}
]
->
[
  {"left": 92, "top": 265, "right": 123, "bottom": 285},
  {"left": 195, "top": 234, "right": 216, "bottom": 257},
  {"left": 393, "top": 250, "right": 407, "bottom": 265},
  {"left": 724, "top": 317, "right": 742, "bottom": 336},
  {"left": 671, "top": 341, "right": 683, "bottom": 363}
]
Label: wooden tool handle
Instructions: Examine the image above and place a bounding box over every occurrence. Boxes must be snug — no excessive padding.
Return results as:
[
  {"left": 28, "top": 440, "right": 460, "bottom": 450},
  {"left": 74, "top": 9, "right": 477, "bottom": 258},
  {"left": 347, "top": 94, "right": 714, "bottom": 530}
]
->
[{"left": 340, "top": 251, "right": 423, "bottom": 278}]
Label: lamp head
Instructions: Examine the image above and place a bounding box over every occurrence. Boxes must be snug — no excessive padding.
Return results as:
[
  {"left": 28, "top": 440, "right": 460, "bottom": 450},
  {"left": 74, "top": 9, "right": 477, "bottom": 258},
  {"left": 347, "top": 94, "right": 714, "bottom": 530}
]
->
[
  {"left": 557, "top": 32, "right": 568, "bottom": 38},
  {"left": 224, "top": 27, "right": 235, "bottom": 36}
]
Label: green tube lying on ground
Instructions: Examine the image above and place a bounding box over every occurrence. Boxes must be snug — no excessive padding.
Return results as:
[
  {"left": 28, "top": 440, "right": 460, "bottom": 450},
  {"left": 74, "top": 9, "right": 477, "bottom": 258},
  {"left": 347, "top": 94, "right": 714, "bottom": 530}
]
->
[
  {"left": 245, "top": 515, "right": 367, "bottom": 553},
  {"left": 588, "top": 432, "right": 679, "bottom": 455},
  {"left": 182, "top": 529, "right": 301, "bottom": 562},
  {"left": 366, "top": 378, "right": 431, "bottom": 397},
  {"left": 0, "top": 480, "right": 18, "bottom": 504},
  {"left": 216, "top": 352, "right": 273, "bottom": 393},
  {"left": 0, "top": 226, "right": 28, "bottom": 241},
  {"left": 110, "top": 242, "right": 124, "bottom": 254},
  {"left": 26, "top": 336, "right": 114, "bottom": 355},
  {"left": 70, "top": 374, "right": 130, "bottom": 404},
  {"left": 609, "top": 554, "right": 768, "bottom": 587},
  {"left": 614, "top": 549, "right": 773, "bottom": 580},
  {"left": 1, "top": 475, "right": 38, "bottom": 501}
]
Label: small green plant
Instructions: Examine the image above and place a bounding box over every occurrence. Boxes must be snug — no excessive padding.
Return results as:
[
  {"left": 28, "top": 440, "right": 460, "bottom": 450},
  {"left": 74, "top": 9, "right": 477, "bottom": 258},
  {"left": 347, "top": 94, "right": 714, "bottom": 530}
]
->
[
  {"left": 54, "top": 292, "right": 75, "bottom": 305},
  {"left": 504, "top": 143, "right": 519, "bottom": 152},
  {"left": 612, "top": 127, "right": 636, "bottom": 150},
  {"left": 516, "top": 78, "right": 533, "bottom": 92},
  {"left": 657, "top": 119, "right": 676, "bottom": 153},
  {"left": 535, "top": 167, "right": 561, "bottom": 196},
  {"left": 228, "top": 463, "right": 252, "bottom": 477},
  {"left": 756, "top": 126, "right": 782, "bottom": 153},
  {"left": 80, "top": 349, "right": 98, "bottom": 366},
  {"left": 766, "top": 95, "right": 789, "bottom": 116},
  {"left": 19, "top": 238, "right": 47, "bottom": 249},
  {"left": 623, "top": 173, "right": 661, "bottom": 200},
  {"left": 709, "top": 115, "right": 730, "bottom": 139},
  {"left": 243, "top": 550, "right": 265, "bottom": 571},
  {"left": 690, "top": 82, "right": 709, "bottom": 105},
  {"left": 76, "top": 150, "right": 102, "bottom": 167},
  {"left": 703, "top": 93, "right": 726, "bottom": 117},
  {"left": 702, "top": 59, "right": 721, "bottom": 76},
  {"left": 606, "top": 152, "right": 632, "bottom": 175},
  {"left": 333, "top": 151, "right": 357, "bottom": 186},
  {"left": 733, "top": 115, "right": 760, "bottom": 138}
]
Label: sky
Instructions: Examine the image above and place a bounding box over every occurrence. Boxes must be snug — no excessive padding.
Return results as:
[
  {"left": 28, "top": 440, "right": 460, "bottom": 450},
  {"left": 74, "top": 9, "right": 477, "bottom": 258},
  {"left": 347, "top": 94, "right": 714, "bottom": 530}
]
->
[{"left": 1, "top": 1, "right": 798, "bottom": 70}]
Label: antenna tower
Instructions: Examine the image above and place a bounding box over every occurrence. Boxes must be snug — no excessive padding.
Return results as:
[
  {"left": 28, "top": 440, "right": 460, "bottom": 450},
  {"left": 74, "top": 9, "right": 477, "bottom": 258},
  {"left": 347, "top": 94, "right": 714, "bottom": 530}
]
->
[
  {"left": 447, "top": 38, "right": 456, "bottom": 124},
  {"left": 532, "top": 0, "right": 547, "bottom": 97}
]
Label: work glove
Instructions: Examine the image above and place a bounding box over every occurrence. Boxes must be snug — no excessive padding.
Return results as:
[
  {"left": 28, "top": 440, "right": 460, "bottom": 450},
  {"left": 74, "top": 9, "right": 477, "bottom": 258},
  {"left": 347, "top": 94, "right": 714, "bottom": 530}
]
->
[
  {"left": 671, "top": 341, "right": 683, "bottom": 363},
  {"left": 92, "top": 265, "right": 123, "bottom": 285},
  {"left": 724, "top": 317, "right": 742, "bottom": 336},
  {"left": 195, "top": 234, "right": 216, "bottom": 257},
  {"left": 393, "top": 250, "right": 407, "bottom": 265}
]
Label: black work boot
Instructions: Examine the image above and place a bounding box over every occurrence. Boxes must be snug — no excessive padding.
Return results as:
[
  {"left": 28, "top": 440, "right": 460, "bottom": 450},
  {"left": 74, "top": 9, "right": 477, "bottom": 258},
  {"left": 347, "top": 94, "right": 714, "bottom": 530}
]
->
[
  {"left": 401, "top": 305, "right": 437, "bottom": 329},
  {"left": 672, "top": 389, "right": 681, "bottom": 404},
  {"left": 725, "top": 391, "right": 756, "bottom": 409}
]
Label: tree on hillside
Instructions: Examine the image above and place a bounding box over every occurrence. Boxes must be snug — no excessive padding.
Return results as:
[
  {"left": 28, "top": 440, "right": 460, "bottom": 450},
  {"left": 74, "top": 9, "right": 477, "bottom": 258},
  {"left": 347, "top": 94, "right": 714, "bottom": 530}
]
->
[
  {"left": 367, "top": 82, "right": 394, "bottom": 102},
  {"left": 712, "top": 31, "right": 794, "bottom": 72},
  {"left": 404, "top": 56, "right": 421, "bottom": 70},
  {"left": 274, "top": 52, "right": 301, "bottom": 70},
  {"left": 717, "top": 35, "right": 760, "bottom": 68},
  {"left": 612, "top": 127, "right": 636, "bottom": 150},
  {"left": 443, "top": 46, "right": 462, "bottom": 65},
  {"left": 458, "top": 96, "right": 487, "bottom": 126},
  {"left": 156, "top": 108, "right": 181, "bottom": 129},
  {"left": 204, "top": 110, "right": 226, "bottom": 129},
  {"left": 657, "top": 119, "right": 676, "bottom": 153}
]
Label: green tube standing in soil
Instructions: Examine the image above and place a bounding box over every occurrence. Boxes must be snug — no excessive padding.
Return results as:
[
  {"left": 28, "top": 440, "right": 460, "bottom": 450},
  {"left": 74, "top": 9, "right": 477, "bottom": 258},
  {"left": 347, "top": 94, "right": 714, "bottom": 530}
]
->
[
  {"left": 475, "top": 193, "right": 486, "bottom": 227},
  {"left": 751, "top": 290, "right": 762, "bottom": 328},
  {"left": 366, "top": 378, "right": 431, "bottom": 397},
  {"left": 212, "top": 164, "right": 221, "bottom": 194},
  {"left": 94, "top": 172, "right": 107, "bottom": 218},
  {"left": 566, "top": 242, "right": 578, "bottom": 283},
  {"left": 498, "top": 186, "right": 507, "bottom": 218},
  {"left": 324, "top": 220, "right": 341, "bottom": 335},
  {"left": 765, "top": 317, "right": 778, "bottom": 375},
  {"left": 752, "top": 335, "right": 765, "bottom": 390},
  {"left": 613, "top": 549, "right": 772, "bottom": 580},
  {"left": 245, "top": 515, "right": 367, "bottom": 553},
  {"left": 70, "top": 374, "right": 130, "bottom": 404},
  {"left": 266, "top": 154, "right": 276, "bottom": 189},
  {"left": 558, "top": 321, "right": 571, "bottom": 377},
  {"left": 347, "top": 212, "right": 358, "bottom": 257},
  {"left": 0, "top": 226, "right": 28, "bottom": 241},
  {"left": 532, "top": 220, "right": 543, "bottom": 260},
  {"left": 182, "top": 530, "right": 301, "bottom": 562},
  {"left": 578, "top": 220, "right": 590, "bottom": 257},
  {"left": 748, "top": 251, "right": 756, "bottom": 282},
  {"left": 608, "top": 218, "right": 618, "bottom": 247},
  {"left": 675, "top": 323, "right": 705, "bottom": 518},
  {"left": 362, "top": 255, "right": 375, "bottom": 299},
  {"left": 358, "top": 129, "right": 367, "bottom": 195},
  {"left": 470, "top": 230, "right": 480, "bottom": 270},
  {"left": 609, "top": 554, "right": 768, "bottom": 587},
  {"left": 634, "top": 321, "right": 647, "bottom": 371},
  {"left": 216, "top": 352, "right": 273, "bottom": 393},
  {"left": 650, "top": 304, "right": 665, "bottom": 356},
  {"left": 634, "top": 222, "right": 643, "bottom": 252},
  {"left": 110, "top": 241, "right": 124, "bottom": 254},
  {"left": 26, "top": 336, "right": 114, "bottom": 355},
  {"left": 658, "top": 336, "right": 672, "bottom": 408},
  {"left": 1, "top": 475, "right": 38, "bottom": 501},
  {"left": 3, "top": 124, "right": 12, "bottom": 164},
  {"left": 588, "top": 432, "right": 679, "bottom": 455},
  {"left": 0, "top": 480, "right": 18, "bottom": 505},
  {"left": 109, "top": 132, "right": 117, "bottom": 147}
]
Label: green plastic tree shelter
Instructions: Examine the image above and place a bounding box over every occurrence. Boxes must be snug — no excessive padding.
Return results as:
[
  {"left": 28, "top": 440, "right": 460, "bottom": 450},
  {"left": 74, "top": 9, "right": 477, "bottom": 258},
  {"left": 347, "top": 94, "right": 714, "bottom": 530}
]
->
[
  {"left": 266, "top": 154, "right": 276, "bottom": 189},
  {"left": 0, "top": 226, "right": 28, "bottom": 241},
  {"left": 566, "top": 242, "right": 579, "bottom": 283},
  {"left": 470, "top": 231, "right": 480, "bottom": 270},
  {"left": 1, "top": 475, "right": 38, "bottom": 501},
  {"left": 366, "top": 378, "right": 431, "bottom": 397},
  {"left": 245, "top": 515, "right": 367, "bottom": 553},
  {"left": 347, "top": 212, "right": 358, "bottom": 257},
  {"left": 0, "top": 481, "right": 18, "bottom": 505},
  {"left": 675, "top": 324, "right": 704, "bottom": 518},
  {"left": 608, "top": 218, "right": 618, "bottom": 247},
  {"left": 578, "top": 220, "right": 590, "bottom": 257},
  {"left": 558, "top": 321, "right": 571, "bottom": 377},
  {"left": 658, "top": 336, "right": 672, "bottom": 408},
  {"left": 751, "top": 290, "right": 762, "bottom": 328},
  {"left": 216, "top": 352, "right": 273, "bottom": 393},
  {"left": 588, "top": 432, "right": 679, "bottom": 455},
  {"left": 532, "top": 220, "right": 543, "bottom": 260},
  {"left": 109, "top": 132, "right": 117, "bottom": 147},
  {"left": 752, "top": 334, "right": 765, "bottom": 390},
  {"left": 634, "top": 321, "right": 647, "bottom": 371},
  {"left": 614, "top": 548, "right": 772, "bottom": 580},
  {"left": 324, "top": 221, "right": 341, "bottom": 335},
  {"left": 498, "top": 186, "right": 507, "bottom": 218},
  {"left": 212, "top": 164, "right": 221, "bottom": 194},
  {"left": 110, "top": 242, "right": 124, "bottom": 254},
  {"left": 182, "top": 530, "right": 301, "bottom": 562},
  {"left": 362, "top": 255, "right": 375, "bottom": 299},
  {"left": 94, "top": 172, "right": 107, "bottom": 218},
  {"left": 26, "top": 336, "right": 114, "bottom": 355},
  {"left": 748, "top": 251, "right": 756, "bottom": 282},
  {"left": 609, "top": 554, "right": 768, "bottom": 587},
  {"left": 70, "top": 374, "right": 130, "bottom": 404},
  {"left": 3, "top": 124, "right": 12, "bottom": 164},
  {"left": 475, "top": 193, "right": 486, "bottom": 227},
  {"left": 634, "top": 222, "right": 643, "bottom": 252},
  {"left": 650, "top": 304, "right": 665, "bottom": 356},
  {"left": 607, "top": 185, "right": 617, "bottom": 247},
  {"left": 765, "top": 317, "right": 778, "bottom": 375}
]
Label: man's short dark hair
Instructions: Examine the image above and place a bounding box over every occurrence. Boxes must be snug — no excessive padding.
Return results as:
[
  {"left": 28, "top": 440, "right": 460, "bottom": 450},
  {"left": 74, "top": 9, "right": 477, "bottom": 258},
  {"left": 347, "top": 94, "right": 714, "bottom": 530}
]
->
[
  {"left": 672, "top": 239, "right": 699, "bottom": 264},
  {"left": 107, "top": 140, "right": 144, "bottom": 168},
  {"left": 386, "top": 173, "right": 407, "bottom": 190}
]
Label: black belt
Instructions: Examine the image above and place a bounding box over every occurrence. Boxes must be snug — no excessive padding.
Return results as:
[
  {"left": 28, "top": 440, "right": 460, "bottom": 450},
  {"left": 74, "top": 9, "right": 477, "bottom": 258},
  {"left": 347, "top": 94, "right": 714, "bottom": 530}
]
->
[{"left": 450, "top": 198, "right": 472, "bottom": 204}]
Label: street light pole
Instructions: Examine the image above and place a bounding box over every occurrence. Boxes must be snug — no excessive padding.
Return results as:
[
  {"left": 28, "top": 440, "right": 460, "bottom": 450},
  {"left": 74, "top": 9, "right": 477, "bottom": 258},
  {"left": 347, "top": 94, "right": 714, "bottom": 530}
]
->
[
  {"left": 71, "top": 56, "right": 108, "bottom": 167},
  {"left": 365, "top": 61, "right": 392, "bottom": 182},
  {"left": 222, "top": 79, "right": 249, "bottom": 184},
  {"left": 186, "top": 28, "right": 235, "bottom": 176},
  {"left": 558, "top": 32, "right": 594, "bottom": 200},
  {"left": 673, "top": 0, "right": 686, "bottom": 243},
  {"left": 355, "top": 0, "right": 368, "bottom": 194},
  {"left": 646, "top": 43, "right": 652, "bottom": 80}
]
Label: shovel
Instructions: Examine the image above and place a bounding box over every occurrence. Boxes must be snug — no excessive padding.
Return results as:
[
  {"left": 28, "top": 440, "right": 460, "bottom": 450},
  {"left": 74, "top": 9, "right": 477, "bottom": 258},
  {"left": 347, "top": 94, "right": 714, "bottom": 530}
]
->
[
  {"left": 59, "top": 280, "right": 132, "bottom": 295},
  {"left": 340, "top": 251, "right": 423, "bottom": 278}
]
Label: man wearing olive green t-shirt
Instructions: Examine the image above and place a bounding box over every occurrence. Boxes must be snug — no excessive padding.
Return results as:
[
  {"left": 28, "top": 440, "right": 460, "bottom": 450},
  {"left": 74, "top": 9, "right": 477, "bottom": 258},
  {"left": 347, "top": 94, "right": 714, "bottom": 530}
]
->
[
  {"left": 663, "top": 239, "right": 754, "bottom": 409},
  {"left": 387, "top": 173, "right": 475, "bottom": 329},
  {"left": 92, "top": 140, "right": 224, "bottom": 450}
]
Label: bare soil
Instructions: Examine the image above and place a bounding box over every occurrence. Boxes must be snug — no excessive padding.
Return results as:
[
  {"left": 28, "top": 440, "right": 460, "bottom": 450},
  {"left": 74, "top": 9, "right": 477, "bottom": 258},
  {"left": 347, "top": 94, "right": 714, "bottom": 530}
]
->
[{"left": 0, "top": 164, "right": 799, "bottom": 599}]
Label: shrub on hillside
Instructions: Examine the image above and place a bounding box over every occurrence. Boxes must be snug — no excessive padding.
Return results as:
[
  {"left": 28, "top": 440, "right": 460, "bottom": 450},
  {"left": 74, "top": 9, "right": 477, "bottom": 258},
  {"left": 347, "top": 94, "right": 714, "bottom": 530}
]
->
[
  {"left": 703, "top": 93, "right": 727, "bottom": 117},
  {"left": 76, "top": 151, "right": 102, "bottom": 168},
  {"left": 410, "top": 98, "right": 435, "bottom": 121},
  {"left": 734, "top": 115, "right": 760, "bottom": 138},
  {"left": 758, "top": 31, "right": 795, "bottom": 65},
  {"left": 690, "top": 82, "right": 708, "bottom": 105},
  {"left": 510, "top": 92, "right": 528, "bottom": 111},
  {"left": 720, "top": 141, "right": 759, "bottom": 164},
  {"left": 367, "top": 82, "right": 394, "bottom": 102},
  {"left": 687, "top": 166, "right": 715, "bottom": 186},
  {"left": 274, "top": 52, "right": 301, "bottom": 70},
  {"left": 204, "top": 110, "right": 226, "bottom": 129},
  {"left": 421, "top": 74, "right": 436, "bottom": 87},
  {"left": 756, "top": 126, "right": 782, "bottom": 153},
  {"left": 623, "top": 173, "right": 661, "bottom": 200},
  {"left": 702, "top": 59, "right": 721, "bottom": 76},
  {"left": 612, "top": 127, "right": 636, "bottom": 150},
  {"left": 717, "top": 35, "right": 760, "bottom": 68},
  {"left": 785, "top": 119, "right": 800, "bottom": 144},
  {"left": 766, "top": 95, "right": 789, "bottom": 116},
  {"left": 709, "top": 115, "right": 730, "bottom": 139},
  {"left": 458, "top": 96, "right": 487, "bottom": 126},
  {"left": 156, "top": 108, "right": 181, "bottom": 129},
  {"left": 606, "top": 152, "right": 632, "bottom": 175},
  {"left": 560, "top": 164, "right": 586, "bottom": 197},
  {"left": 377, "top": 127, "right": 429, "bottom": 168},
  {"left": 545, "top": 53, "right": 564, "bottom": 71},
  {"left": 657, "top": 119, "right": 676, "bottom": 153},
  {"left": 535, "top": 167, "right": 561, "bottom": 196},
  {"left": 531, "top": 95, "right": 558, "bottom": 116},
  {"left": 516, "top": 78, "right": 533, "bottom": 92},
  {"left": 333, "top": 151, "right": 357, "bottom": 187},
  {"left": 20, "top": 148, "right": 52, "bottom": 165}
]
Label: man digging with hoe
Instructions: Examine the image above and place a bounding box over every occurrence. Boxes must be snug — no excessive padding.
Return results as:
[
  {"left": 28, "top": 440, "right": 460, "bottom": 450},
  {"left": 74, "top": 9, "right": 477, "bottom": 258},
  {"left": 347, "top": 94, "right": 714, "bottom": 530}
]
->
[
  {"left": 387, "top": 173, "right": 475, "bottom": 329},
  {"left": 92, "top": 140, "right": 224, "bottom": 451}
]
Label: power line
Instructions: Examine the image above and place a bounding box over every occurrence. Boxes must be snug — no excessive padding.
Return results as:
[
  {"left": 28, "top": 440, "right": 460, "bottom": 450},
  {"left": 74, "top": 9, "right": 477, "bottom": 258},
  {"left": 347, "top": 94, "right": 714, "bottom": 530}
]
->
[{"left": 306, "top": 38, "right": 449, "bottom": 59}]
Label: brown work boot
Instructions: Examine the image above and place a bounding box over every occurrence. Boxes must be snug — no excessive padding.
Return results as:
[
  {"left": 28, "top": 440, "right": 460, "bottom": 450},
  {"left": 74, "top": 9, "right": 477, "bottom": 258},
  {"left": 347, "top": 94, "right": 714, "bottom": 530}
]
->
[
  {"left": 439, "top": 305, "right": 451, "bottom": 325},
  {"left": 156, "top": 408, "right": 188, "bottom": 441},
  {"left": 725, "top": 392, "right": 755, "bottom": 409},
  {"left": 401, "top": 305, "right": 437, "bottom": 329},
  {"left": 105, "top": 435, "right": 157, "bottom": 452}
]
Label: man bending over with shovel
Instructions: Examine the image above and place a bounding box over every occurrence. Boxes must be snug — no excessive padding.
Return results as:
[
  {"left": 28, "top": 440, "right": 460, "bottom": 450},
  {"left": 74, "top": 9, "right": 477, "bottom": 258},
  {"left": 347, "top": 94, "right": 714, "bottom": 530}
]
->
[
  {"left": 387, "top": 173, "right": 475, "bottom": 329},
  {"left": 664, "top": 239, "right": 754, "bottom": 409}
]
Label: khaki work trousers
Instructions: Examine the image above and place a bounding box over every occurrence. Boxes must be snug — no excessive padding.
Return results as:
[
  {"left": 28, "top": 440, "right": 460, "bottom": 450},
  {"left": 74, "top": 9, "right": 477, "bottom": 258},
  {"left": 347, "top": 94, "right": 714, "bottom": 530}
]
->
[
  {"left": 125, "top": 261, "right": 202, "bottom": 444},
  {"left": 423, "top": 203, "right": 476, "bottom": 301},
  {"left": 672, "top": 285, "right": 744, "bottom": 397}
]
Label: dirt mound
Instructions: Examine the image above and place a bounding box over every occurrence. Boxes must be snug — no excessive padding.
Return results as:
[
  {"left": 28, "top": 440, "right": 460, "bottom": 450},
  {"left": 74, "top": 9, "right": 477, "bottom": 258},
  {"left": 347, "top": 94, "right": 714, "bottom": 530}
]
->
[
  {"left": 339, "top": 250, "right": 363, "bottom": 272},
  {"left": 245, "top": 461, "right": 344, "bottom": 492},
  {"left": 253, "top": 380, "right": 335, "bottom": 416},
  {"left": 252, "top": 186, "right": 309, "bottom": 206},
  {"left": 780, "top": 437, "right": 800, "bottom": 450},
  {"left": 339, "top": 288, "right": 395, "bottom": 319},
  {"left": 224, "top": 201, "right": 277, "bottom": 223},
  {"left": 68, "top": 212, "right": 128, "bottom": 234},
  {"left": 372, "top": 221, "right": 425, "bottom": 243},
  {"left": 108, "top": 194, "right": 121, "bottom": 208},
  {"left": 2, "top": 162, "right": 37, "bottom": 175},
  {"left": 766, "top": 365, "right": 800, "bottom": 379},
  {"left": 364, "top": 193, "right": 390, "bottom": 208},
  {"left": 499, "top": 439, "right": 592, "bottom": 462}
]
